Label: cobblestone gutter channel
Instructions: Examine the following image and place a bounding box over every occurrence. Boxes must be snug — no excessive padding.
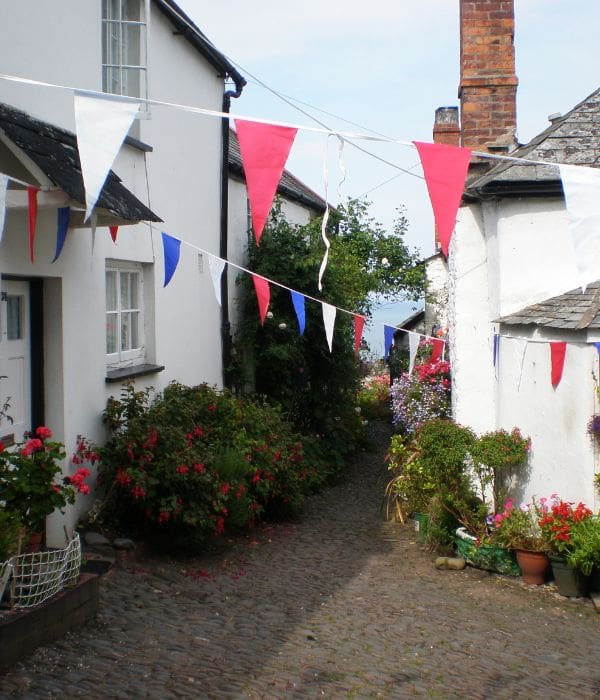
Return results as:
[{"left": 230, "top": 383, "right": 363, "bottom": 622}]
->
[{"left": 2, "top": 421, "right": 600, "bottom": 698}]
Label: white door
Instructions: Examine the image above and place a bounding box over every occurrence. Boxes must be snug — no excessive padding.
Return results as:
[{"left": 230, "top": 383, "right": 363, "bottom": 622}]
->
[{"left": 0, "top": 280, "right": 31, "bottom": 445}]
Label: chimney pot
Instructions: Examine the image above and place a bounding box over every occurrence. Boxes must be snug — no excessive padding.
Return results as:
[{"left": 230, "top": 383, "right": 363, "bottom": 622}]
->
[{"left": 433, "top": 106, "right": 461, "bottom": 146}]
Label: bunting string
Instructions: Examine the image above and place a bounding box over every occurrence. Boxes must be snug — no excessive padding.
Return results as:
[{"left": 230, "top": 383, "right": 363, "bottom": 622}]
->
[{"left": 0, "top": 72, "right": 590, "bottom": 172}]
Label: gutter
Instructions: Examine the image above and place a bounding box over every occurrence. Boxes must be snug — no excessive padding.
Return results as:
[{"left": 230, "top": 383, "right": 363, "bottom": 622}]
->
[{"left": 220, "top": 75, "right": 246, "bottom": 389}]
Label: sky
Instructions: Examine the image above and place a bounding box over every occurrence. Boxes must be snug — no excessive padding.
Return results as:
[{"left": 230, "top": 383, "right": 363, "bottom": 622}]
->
[{"left": 175, "top": 0, "right": 600, "bottom": 354}]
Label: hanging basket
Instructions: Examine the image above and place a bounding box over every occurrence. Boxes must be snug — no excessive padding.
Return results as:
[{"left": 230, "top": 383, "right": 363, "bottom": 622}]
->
[{"left": 455, "top": 527, "right": 521, "bottom": 576}]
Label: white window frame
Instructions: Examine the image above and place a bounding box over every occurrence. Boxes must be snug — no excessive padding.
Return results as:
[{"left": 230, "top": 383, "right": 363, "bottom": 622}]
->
[
  {"left": 106, "top": 261, "right": 145, "bottom": 369},
  {"left": 101, "top": 0, "right": 149, "bottom": 102}
]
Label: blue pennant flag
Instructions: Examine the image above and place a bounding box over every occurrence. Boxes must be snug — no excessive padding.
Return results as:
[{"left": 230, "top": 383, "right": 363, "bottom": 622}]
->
[
  {"left": 52, "top": 207, "right": 71, "bottom": 262},
  {"left": 161, "top": 232, "right": 181, "bottom": 287},
  {"left": 595, "top": 342, "right": 600, "bottom": 356},
  {"left": 291, "top": 291, "right": 305, "bottom": 335},
  {"left": 493, "top": 333, "right": 500, "bottom": 367},
  {"left": 384, "top": 325, "right": 395, "bottom": 359}
]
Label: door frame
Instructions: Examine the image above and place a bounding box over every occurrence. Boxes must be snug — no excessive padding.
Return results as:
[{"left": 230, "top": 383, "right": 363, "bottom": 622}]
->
[{"left": 2, "top": 275, "right": 44, "bottom": 433}]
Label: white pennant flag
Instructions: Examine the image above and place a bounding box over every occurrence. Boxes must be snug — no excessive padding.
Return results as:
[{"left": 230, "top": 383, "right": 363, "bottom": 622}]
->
[
  {"left": 0, "top": 174, "right": 8, "bottom": 244},
  {"left": 207, "top": 254, "right": 226, "bottom": 306},
  {"left": 408, "top": 332, "right": 420, "bottom": 374},
  {"left": 322, "top": 301, "right": 336, "bottom": 352},
  {"left": 559, "top": 164, "right": 600, "bottom": 290},
  {"left": 74, "top": 91, "right": 140, "bottom": 221}
]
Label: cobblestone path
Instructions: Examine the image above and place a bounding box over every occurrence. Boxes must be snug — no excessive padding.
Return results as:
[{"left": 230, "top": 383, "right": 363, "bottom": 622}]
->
[{"left": 2, "top": 422, "right": 600, "bottom": 698}]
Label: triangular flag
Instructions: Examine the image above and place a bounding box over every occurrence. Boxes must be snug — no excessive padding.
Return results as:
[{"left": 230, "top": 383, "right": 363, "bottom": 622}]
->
[
  {"left": 413, "top": 141, "right": 471, "bottom": 257},
  {"left": 109, "top": 225, "right": 118, "bottom": 243},
  {"left": 74, "top": 91, "right": 140, "bottom": 221},
  {"left": 161, "top": 232, "right": 181, "bottom": 287},
  {"left": 52, "top": 207, "right": 71, "bottom": 262},
  {"left": 322, "top": 302, "right": 336, "bottom": 352},
  {"left": 408, "top": 332, "right": 420, "bottom": 374},
  {"left": 234, "top": 119, "right": 297, "bottom": 245},
  {"left": 27, "top": 186, "right": 38, "bottom": 263},
  {"left": 291, "top": 291, "right": 306, "bottom": 335},
  {"left": 0, "top": 174, "right": 8, "bottom": 244},
  {"left": 251, "top": 274, "right": 270, "bottom": 325},
  {"left": 559, "top": 164, "right": 600, "bottom": 290},
  {"left": 353, "top": 314, "right": 365, "bottom": 354},
  {"left": 384, "top": 325, "right": 395, "bottom": 359},
  {"left": 493, "top": 333, "right": 500, "bottom": 367},
  {"left": 550, "top": 341, "right": 567, "bottom": 388},
  {"left": 430, "top": 338, "right": 444, "bottom": 363},
  {"left": 595, "top": 341, "right": 600, "bottom": 356},
  {"left": 207, "top": 254, "right": 226, "bottom": 306}
]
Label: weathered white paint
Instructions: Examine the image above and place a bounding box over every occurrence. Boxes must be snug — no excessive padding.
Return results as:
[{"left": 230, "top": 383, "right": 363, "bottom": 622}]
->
[
  {"left": 449, "top": 196, "right": 599, "bottom": 509},
  {"left": 0, "top": 2, "right": 232, "bottom": 545}
]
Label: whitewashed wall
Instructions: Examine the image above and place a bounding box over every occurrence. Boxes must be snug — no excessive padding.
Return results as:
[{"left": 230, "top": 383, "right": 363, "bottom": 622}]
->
[
  {"left": 0, "top": 2, "right": 231, "bottom": 543},
  {"left": 450, "top": 197, "right": 599, "bottom": 508}
]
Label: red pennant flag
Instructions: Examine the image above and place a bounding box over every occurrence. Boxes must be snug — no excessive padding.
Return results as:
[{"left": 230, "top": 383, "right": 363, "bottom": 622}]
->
[
  {"left": 251, "top": 273, "right": 270, "bottom": 325},
  {"left": 550, "top": 342, "right": 567, "bottom": 388},
  {"left": 430, "top": 338, "right": 444, "bottom": 363},
  {"left": 413, "top": 141, "right": 471, "bottom": 257},
  {"left": 354, "top": 314, "right": 366, "bottom": 355},
  {"left": 234, "top": 119, "right": 297, "bottom": 245},
  {"left": 109, "top": 225, "right": 118, "bottom": 243},
  {"left": 27, "top": 186, "right": 39, "bottom": 263}
]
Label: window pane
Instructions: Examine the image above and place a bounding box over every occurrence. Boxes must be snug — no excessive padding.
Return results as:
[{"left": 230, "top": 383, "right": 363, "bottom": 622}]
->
[
  {"left": 106, "top": 312, "right": 118, "bottom": 354},
  {"left": 124, "top": 24, "right": 142, "bottom": 66},
  {"left": 130, "top": 272, "right": 139, "bottom": 309},
  {"left": 121, "top": 67, "right": 141, "bottom": 98},
  {"left": 120, "top": 272, "right": 130, "bottom": 309},
  {"left": 106, "top": 271, "right": 117, "bottom": 311},
  {"left": 130, "top": 311, "right": 139, "bottom": 348},
  {"left": 121, "top": 312, "right": 130, "bottom": 351},
  {"left": 122, "top": 0, "right": 141, "bottom": 21},
  {"left": 6, "top": 296, "right": 22, "bottom": 340}
]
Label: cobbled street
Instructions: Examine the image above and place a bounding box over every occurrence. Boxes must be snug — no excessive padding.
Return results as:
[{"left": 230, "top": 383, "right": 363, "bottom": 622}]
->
[{"left": 2, "top": 422, "right": 600, "bottom": 699}]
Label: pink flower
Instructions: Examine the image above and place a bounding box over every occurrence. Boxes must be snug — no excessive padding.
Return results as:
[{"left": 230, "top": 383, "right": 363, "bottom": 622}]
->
[
  {"left": 21, "top": 438, "right": 43, "bottom": 456},
  {"left": 35, "top": 426, "right": 53, "bottom": 440}
]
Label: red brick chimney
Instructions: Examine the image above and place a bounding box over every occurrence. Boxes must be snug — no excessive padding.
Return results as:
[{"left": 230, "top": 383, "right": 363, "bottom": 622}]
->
[
  {"left": 459, "top": 0, "right": 518, "bottom": 152},
  {"left": 433, "top": 106, "right": 460, "bottom": 146}
]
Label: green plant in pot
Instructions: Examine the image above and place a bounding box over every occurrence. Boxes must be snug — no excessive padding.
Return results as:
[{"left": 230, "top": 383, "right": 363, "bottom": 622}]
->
[{"left": 566, "top": 517, "right": 600, "bottom": 577}]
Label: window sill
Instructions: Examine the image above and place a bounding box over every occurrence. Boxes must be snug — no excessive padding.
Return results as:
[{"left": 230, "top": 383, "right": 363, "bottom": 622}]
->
[{"left": 105, "top": 363, "right": 165, "bottom": 383}]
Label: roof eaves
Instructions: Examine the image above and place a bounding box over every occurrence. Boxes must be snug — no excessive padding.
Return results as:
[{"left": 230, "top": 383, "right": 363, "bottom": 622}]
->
[{"left": 153, "top": 0, "right": 246, "bottom": 89}]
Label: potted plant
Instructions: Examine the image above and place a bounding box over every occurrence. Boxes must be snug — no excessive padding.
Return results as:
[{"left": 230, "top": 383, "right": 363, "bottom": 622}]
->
[
  {"left": 0, "top": 427, "right": 91, "bottom": 551},
  {"left": 490, "top": 499, "right": 549, "bottom": 584},
  {"left": 566, "top": 516, "right": 600, "bottom": 574},
  {"left": 538, "top": 494, "right": 593, "bottom": 596}
]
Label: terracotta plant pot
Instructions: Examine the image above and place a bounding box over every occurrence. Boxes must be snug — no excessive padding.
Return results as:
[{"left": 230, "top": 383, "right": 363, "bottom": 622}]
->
[
  {"left": 24, "top": 531, "right": 43, "bottom": 553},
  {"left": 515, "top": 549, "right": 550, "bottom": 585}
]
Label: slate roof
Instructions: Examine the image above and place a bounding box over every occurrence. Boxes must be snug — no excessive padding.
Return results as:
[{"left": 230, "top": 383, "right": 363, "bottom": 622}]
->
[
  {"left": 466, "top": 87, "right": 600, "bottom": 198},
  {"left": 154, "top": 0, "right": 245, "bottom": 91},
  {"left": 496, "top": 281, "right": 600, "bottom": 330},
  {"left": 0, "top": 102, "right": 161, "bottom": 223},
  {"left": 228, "top": 129, "right": 327, "bottom": 214}
]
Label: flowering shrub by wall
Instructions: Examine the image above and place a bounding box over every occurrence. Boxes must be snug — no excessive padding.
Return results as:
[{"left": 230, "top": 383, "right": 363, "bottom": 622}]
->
[
  {"left": 538, "top": 494, "right": 592, "bottom": 554},
  {"left": 93, "top": 381, "right": 336, "bottom": 550},
  {"left": 357, "top": 374, "right": 390, "bottom": 420},
  {"left": 390, "top": 360, "right": 451, "bottom": 434}
]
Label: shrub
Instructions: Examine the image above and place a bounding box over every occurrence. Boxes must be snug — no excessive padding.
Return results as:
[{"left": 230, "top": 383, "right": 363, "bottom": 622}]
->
[
  {"left": 390, "top": 360, "right": 450, "bottom": 434},
  {"left": 93, "top": 381, "right": 337, "bottom": 550},
  {"left": 357, "top": 374, "right": 390, "bottom": 421}
]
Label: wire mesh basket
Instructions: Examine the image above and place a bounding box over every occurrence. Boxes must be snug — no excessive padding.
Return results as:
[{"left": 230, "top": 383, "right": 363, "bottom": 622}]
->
[{"left": 1, "top": 533, "right": 82, "bottom": 609}]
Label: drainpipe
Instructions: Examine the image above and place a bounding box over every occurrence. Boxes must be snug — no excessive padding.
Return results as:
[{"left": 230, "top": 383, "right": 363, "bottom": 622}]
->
[{"left": 220, "top": 75, "right": 245, "bottom": 389}]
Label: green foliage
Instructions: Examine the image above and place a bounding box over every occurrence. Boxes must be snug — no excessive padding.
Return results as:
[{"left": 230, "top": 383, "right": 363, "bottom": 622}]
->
[
  {"left": 471, "top": 428, "right": 531, "bottom": 511},
  {"left": 0, "top": 508, "right": 20, "bottom": 560},
  {"left": 231, "top": 198, "right": 425, "bottom": 450},
  {"left": 566, "top": 517, "right": 600, "bottom": 576},
  {"left": 93, "top": 381, "right": 344, "bottom": 550},
  {"left": 356, "top": 374, "right": 390, "bottom": 421}
]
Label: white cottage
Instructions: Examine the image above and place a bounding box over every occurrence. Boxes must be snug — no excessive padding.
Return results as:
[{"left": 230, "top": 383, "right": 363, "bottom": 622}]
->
[
  {"left": 0, "top": 0, "right": 248, "bottom": 545},
  {"left": 433, "top": 0, "right": 600, "bottom": 507}
]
